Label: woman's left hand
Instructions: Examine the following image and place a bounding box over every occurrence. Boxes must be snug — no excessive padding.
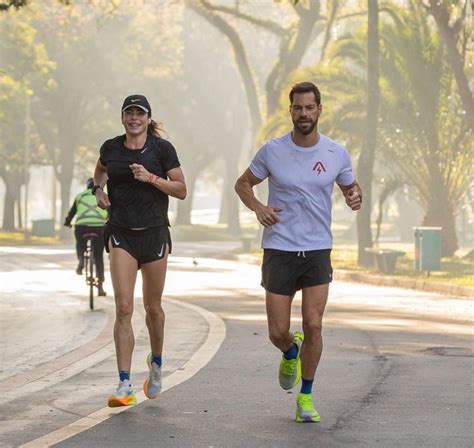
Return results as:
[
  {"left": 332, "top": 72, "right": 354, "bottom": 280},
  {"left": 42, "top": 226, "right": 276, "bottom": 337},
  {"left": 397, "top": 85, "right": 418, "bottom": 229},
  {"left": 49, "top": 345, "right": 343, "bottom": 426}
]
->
[{"left": 130, "top": 163, "right": 151, "bottom": 183}]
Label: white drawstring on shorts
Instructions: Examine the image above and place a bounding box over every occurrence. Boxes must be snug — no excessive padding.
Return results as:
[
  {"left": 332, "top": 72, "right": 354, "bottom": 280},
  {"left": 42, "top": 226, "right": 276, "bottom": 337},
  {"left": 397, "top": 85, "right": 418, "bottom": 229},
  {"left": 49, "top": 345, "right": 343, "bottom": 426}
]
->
[{"left": 297, "top": 251, "right": 306, "bottom": 258}]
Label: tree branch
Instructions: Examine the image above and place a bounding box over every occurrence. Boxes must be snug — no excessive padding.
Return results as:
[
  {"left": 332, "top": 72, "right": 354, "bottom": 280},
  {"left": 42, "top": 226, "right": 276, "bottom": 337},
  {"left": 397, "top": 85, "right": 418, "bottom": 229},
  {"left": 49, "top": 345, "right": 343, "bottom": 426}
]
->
[
  {"left": 320, "top": 0, "right": 339, "bottom": 62},
  {"left": 187, "top": 0, "right": 262, "bottom": 135},
  {"left": 199, "top": 0, "right": 285, "bottom": 36}
]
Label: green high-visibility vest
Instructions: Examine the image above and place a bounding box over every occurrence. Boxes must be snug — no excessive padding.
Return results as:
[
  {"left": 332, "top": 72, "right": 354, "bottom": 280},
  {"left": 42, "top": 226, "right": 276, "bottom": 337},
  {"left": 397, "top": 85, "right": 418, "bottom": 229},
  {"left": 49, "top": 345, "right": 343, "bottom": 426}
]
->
[{"left": 75, "top": 189, "right": 108, "bottom": 226}]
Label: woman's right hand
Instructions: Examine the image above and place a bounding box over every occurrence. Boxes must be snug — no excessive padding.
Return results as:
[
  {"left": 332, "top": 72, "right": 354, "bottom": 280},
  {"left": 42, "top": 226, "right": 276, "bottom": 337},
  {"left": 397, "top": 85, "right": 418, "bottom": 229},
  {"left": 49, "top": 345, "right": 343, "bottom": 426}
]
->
[{"left": 96, "top": 189, "right": 111, "bottom": 209}]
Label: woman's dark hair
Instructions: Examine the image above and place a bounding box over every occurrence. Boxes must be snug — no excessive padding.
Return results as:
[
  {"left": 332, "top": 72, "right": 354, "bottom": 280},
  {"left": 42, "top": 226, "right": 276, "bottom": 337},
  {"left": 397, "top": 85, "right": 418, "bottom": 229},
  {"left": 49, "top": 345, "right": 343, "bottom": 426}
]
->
[
  {"left": 289, "top": 82, "right": 321, "bottom": 106},
  {"left": 148, "top": 119, "right": 165, "bottom": 138}
]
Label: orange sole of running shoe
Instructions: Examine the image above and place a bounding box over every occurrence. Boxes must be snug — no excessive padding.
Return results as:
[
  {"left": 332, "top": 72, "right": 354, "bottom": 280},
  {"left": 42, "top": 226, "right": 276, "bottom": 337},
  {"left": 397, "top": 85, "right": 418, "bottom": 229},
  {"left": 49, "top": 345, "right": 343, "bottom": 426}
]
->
[
  {"left": 143, "top": 378, "right": 159, "bottom": 399},
  {"left": 107, "top": 396, "right": 137, "bottom": 407}
]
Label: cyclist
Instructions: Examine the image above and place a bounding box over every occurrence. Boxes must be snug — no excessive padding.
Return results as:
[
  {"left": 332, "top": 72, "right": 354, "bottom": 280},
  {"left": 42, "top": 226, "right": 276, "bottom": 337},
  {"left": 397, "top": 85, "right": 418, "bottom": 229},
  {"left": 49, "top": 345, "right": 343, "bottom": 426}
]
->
[{"left": 64, "top": 178, "right": 108, "bottom": 296}]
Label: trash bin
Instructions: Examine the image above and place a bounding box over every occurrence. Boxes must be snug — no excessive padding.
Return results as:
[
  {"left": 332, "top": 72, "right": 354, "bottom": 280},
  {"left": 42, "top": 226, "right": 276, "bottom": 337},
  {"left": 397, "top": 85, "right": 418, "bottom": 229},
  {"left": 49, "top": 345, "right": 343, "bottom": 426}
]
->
[
  {"left": 414, "top": 227, "right": 441, "bottom": 271},
  {"left": 32, "top": 219, "right": 56, "bottom": 237}
]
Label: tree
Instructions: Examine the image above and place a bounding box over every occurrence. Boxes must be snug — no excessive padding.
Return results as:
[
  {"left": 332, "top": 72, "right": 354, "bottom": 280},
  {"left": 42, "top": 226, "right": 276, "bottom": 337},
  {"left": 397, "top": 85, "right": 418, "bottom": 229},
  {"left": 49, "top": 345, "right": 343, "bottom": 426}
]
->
[
  {"left": 7, "top": 0, "right": 184, "bottom": 236},
  {"left": 0, "top": 0, "right": 28, "bottom": 11},
  {"left": 185, "top": 0, "right": 332, "bottom": 234},
  {"left": 422, "top": 0, "right": 474, "bottom": 130},
  {"left": 376, "top": 1, "right": 472, "bottom": 255},
  {"left": 0, "top": 7, "right": 53, "bottom": 229},
  {"left": 356, "top": 0, "right": 380, "bottom": 265},
  {"left": 261, "top": 1, "right": 472, "bottom": 256}
]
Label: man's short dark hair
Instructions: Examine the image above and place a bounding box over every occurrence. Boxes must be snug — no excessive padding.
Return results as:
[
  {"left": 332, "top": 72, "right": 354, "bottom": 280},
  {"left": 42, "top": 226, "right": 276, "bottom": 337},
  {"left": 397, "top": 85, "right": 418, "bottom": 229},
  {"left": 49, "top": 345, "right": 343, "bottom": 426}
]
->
[{"left": 289, "top": 82, "right": 321, "bottom": 105}]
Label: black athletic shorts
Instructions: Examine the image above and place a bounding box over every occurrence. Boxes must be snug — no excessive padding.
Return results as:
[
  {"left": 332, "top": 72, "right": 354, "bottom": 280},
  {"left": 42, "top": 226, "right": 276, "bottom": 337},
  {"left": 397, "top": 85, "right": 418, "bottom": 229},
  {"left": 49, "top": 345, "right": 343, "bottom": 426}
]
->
[
  {"left": 261, "top": 248, "right": 332, "bottom": 296},
  {"left": 104, "top": 223, "right": 172, "bottom": 268}
]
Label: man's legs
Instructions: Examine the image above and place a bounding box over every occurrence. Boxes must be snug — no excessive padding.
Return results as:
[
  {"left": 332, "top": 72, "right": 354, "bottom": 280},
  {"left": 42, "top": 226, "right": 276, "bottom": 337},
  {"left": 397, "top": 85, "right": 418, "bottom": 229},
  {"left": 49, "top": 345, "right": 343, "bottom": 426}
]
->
[
  {"left": 107, "top": 243, "right": 138, "bottom": 407},
  {"left": 141, "top": 246, "right": 169, "bottom": 399},
  {"left": 295, "top": 283, "right": 329, "bottom": 422},
  {"left": 300, "top": 284, "right": 329, "bottom": 379},
  {"left": 266, "top": 291, "right": 304, "bottom": 390},
  {"left": 74, "top": 226, "right": 87, "bottom": 274},
  {"left": 265, "top": 291, "right": 294, "bottom": 352},
  {"left": 91, "top": 227, "right": 106, "bottom": 295}
]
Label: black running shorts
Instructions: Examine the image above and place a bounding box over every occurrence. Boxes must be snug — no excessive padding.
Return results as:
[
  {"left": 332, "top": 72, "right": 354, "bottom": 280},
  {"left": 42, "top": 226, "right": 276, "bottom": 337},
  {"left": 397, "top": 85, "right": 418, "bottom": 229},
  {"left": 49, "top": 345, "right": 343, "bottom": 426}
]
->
[
  {"left": 261, "top": 248, "right": 332, "bottom": 296},
  {"left": 104, "top": 224, "right": 171, "bottom": 268}
]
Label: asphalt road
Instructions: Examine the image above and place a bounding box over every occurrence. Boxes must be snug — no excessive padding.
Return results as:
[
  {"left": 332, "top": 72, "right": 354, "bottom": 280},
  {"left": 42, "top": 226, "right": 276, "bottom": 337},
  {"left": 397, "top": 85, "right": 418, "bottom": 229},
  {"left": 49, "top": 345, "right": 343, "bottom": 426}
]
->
[{"left": 0, "top": 243, "right": 472, "bottom": 448}]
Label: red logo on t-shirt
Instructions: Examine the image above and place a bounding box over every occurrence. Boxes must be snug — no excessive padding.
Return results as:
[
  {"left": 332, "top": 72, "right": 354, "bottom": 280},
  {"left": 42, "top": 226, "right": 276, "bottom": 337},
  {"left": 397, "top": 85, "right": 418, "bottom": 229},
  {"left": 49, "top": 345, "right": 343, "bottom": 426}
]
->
[{"left": 313, "top": 161, "right": 326, "bottom": 174}]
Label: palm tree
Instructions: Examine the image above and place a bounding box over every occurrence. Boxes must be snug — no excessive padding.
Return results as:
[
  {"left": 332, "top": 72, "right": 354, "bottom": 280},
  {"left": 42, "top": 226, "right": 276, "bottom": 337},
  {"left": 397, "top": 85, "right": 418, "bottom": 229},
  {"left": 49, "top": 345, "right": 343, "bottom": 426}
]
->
[
  {"left": 376, "top": 0, "right": 472, "bottom": 255},
  {"left": 261, "top": 0, "right": 472, "bottom": 256}
]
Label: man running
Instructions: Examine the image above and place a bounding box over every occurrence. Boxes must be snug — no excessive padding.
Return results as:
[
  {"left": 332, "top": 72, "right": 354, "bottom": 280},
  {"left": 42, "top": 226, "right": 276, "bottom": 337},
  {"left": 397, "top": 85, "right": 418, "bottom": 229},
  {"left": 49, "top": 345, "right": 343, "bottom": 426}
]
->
[{"left": 235, "top": 81, "right": 362, "bottom": 422}]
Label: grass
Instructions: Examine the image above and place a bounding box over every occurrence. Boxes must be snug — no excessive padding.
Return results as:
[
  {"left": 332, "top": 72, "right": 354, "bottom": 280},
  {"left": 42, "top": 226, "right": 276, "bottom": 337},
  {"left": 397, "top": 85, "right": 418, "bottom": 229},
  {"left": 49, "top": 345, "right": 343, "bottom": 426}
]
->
[
  {"left": 0, "top": 231, "right": 62, "bottom": 246},
  {"left": 248, "top": 242, "right": 473, "bottom": 288},
  {"left": 332, "top": 243, "right": 474, "bottom": 287}
]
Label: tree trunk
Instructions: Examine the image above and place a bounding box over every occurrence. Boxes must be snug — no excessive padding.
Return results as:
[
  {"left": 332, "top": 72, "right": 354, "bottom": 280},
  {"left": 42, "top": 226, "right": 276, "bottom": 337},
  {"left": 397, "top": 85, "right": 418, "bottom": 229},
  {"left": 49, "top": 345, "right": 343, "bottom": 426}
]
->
[
  {"left": 16, "top": 192, "right": 22, "bottom": 229},
  {"left": 175, "top": 170, "right": 198, "bottom": 225},
  {"left": 1, "top": 170, "right": 24, "bottom": 231},
  {"left": 2, "top": 181, "right": 16, "bottom": 231},
  {"left": 57, "top": 116, "right": 78, "bottom": 239},
  {"left": 188, "top": 0, "right": 262, "bottom": 138},
  {"left": 222, "top": 153, "right": 241, "bottom": 236},
  {"left": 357, "top": 0, "right": 379, "bottom": 266},
  {"left": 423, "top": 196, "right": 458, "bottom": 257},
  {"left": 266, "top": 3, "right": 321, "bottom": 114},
  {"left": 427, "top": 0, "right": 474, "bottom": 130}
]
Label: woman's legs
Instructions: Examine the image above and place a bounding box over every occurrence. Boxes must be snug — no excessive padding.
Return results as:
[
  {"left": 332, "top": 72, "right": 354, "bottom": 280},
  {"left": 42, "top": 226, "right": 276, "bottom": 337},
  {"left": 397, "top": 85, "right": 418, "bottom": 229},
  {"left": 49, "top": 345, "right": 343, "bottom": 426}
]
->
[
  {"left": 140, "top": 247, "right": 168, "bottom": 399},
  {"left": 109, "top": 244, "right": 138, "bottom": 374},
  {"left": 141, "top": 246, "right": 169, "bottom": 356}
]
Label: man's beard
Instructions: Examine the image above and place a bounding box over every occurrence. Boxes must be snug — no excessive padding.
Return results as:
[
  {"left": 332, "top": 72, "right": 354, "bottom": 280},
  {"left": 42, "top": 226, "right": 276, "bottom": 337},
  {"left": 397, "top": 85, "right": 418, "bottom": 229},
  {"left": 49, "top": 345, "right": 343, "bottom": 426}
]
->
[{"left": 293, "top": 118, "right": 317, "bottom": 135}]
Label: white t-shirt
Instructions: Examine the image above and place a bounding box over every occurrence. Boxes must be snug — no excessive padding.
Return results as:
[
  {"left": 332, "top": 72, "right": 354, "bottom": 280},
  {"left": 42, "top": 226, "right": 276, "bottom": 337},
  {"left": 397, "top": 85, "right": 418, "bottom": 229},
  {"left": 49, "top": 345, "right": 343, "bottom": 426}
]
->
[{"left": 250, "top": 132, "right": 355, "bottom": 251}]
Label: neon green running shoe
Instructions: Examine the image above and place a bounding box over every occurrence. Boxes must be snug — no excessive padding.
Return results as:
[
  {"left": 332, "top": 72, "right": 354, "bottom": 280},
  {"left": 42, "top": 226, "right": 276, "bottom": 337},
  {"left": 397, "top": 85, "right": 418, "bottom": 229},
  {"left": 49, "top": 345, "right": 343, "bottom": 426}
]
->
[
  {"left": 295, "top": 392, "right": 320, "bottom": 422},
  {"left": 278, "top": 331, "right": 304, "bottom": 390}
]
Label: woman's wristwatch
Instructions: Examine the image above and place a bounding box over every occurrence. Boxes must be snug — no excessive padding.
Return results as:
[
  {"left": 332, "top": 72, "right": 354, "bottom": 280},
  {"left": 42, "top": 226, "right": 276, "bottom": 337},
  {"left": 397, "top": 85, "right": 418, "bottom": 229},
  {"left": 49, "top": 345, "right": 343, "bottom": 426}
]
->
[{"left": 91, "top": 185, "right": 103, "bottom": 195}]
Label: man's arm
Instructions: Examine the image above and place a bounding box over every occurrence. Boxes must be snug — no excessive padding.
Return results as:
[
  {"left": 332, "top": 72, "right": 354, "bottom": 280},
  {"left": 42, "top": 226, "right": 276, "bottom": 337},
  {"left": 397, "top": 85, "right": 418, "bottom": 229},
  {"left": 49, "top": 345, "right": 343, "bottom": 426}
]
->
[
  {"left": 234, "top": 168, "right": 282, "bottom": 227},
  {"left": 63, "top": 200, "right": 77, "bottom": 227},
  {"left": 338, "top": 180, "right": 362, "bottom": 211}
]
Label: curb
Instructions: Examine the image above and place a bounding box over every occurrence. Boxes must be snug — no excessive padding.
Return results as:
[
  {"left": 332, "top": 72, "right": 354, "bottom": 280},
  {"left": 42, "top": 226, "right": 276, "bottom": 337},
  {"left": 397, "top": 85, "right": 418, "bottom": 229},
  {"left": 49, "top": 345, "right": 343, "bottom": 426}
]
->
[{"left": 334, "top": 270, "right": 474, "bottom": 298}]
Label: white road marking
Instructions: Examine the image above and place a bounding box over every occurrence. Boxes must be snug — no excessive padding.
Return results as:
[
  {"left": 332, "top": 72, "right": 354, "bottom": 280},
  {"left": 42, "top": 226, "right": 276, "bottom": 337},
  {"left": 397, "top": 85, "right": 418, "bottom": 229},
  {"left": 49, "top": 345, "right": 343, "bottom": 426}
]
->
[{"left": 19, "top": 298, "right": 226, "bottom": 448}]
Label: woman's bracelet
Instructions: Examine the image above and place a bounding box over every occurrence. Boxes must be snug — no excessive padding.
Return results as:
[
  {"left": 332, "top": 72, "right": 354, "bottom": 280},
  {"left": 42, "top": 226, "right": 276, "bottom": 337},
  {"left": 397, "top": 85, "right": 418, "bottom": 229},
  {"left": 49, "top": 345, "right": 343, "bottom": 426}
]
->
[{"left": 148, "top": 173, "right": 159, "bottom": 184}]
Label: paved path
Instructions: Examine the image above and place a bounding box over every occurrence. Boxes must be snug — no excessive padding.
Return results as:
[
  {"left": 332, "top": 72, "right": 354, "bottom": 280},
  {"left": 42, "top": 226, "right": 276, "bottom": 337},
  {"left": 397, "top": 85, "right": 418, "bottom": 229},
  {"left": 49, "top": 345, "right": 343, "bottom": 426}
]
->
[{"left": 0, "top": 243, "right": 472, "bottom": 447}]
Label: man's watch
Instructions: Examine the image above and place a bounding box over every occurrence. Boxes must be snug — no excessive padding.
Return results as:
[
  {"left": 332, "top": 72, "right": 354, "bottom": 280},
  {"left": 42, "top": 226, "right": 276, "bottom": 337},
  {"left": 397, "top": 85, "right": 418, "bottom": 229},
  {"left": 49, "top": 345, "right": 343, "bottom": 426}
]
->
[{"left": 91, "top": 185, "right": 103, "bottom": 195}]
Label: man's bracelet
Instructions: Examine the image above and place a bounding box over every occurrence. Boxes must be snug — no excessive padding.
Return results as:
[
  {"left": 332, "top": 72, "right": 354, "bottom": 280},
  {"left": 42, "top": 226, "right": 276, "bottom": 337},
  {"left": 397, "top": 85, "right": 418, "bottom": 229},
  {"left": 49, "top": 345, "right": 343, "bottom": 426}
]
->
[{"left": 91, "top": 185, "right": 103, "bottom": 195}]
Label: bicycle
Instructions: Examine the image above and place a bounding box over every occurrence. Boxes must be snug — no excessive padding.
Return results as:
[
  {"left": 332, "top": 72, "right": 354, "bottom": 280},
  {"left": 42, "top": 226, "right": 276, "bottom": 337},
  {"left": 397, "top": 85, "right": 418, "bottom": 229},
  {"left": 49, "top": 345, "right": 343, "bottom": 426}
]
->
[{"left": 82, "top": 232, "right": 100, "bottom": 310}]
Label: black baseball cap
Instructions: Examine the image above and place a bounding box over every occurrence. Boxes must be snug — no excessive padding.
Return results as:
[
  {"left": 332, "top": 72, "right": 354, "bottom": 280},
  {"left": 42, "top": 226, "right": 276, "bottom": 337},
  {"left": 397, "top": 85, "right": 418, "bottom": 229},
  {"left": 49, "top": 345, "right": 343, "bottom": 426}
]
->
[{"left": 121, "top": 94, "right": 151, "bottom": 116}]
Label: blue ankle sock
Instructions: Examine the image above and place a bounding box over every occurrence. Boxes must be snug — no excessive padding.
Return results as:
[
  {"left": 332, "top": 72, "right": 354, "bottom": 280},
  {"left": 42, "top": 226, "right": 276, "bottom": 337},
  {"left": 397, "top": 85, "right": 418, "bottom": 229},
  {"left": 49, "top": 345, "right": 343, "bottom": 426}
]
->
[
  {"left": 152, "top": 353, "right": 162, "bottom": 367},
  {"left": 283, "top": 343, "right": 298, "bottom": 360},
  {"left": 119, "top": 370, "right": 130, "bottom": 382},
  {"left": 300, "top": 377, "right": 313, "bottom": 394}
]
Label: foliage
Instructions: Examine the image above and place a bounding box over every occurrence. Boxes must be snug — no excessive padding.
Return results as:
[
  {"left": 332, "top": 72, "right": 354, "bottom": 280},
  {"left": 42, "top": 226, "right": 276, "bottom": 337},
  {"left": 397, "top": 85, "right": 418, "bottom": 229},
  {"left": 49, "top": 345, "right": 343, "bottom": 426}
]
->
[{"left": 260, "top": 0, "right": 472, "bottom": 255}]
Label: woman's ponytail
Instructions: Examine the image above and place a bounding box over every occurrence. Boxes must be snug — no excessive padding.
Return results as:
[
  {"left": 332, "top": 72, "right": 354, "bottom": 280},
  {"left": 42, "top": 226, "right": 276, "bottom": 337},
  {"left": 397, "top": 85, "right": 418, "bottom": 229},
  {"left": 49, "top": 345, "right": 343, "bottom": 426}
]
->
[{"left": 148, "top": 118, "right": 165, "bottom": 138}]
